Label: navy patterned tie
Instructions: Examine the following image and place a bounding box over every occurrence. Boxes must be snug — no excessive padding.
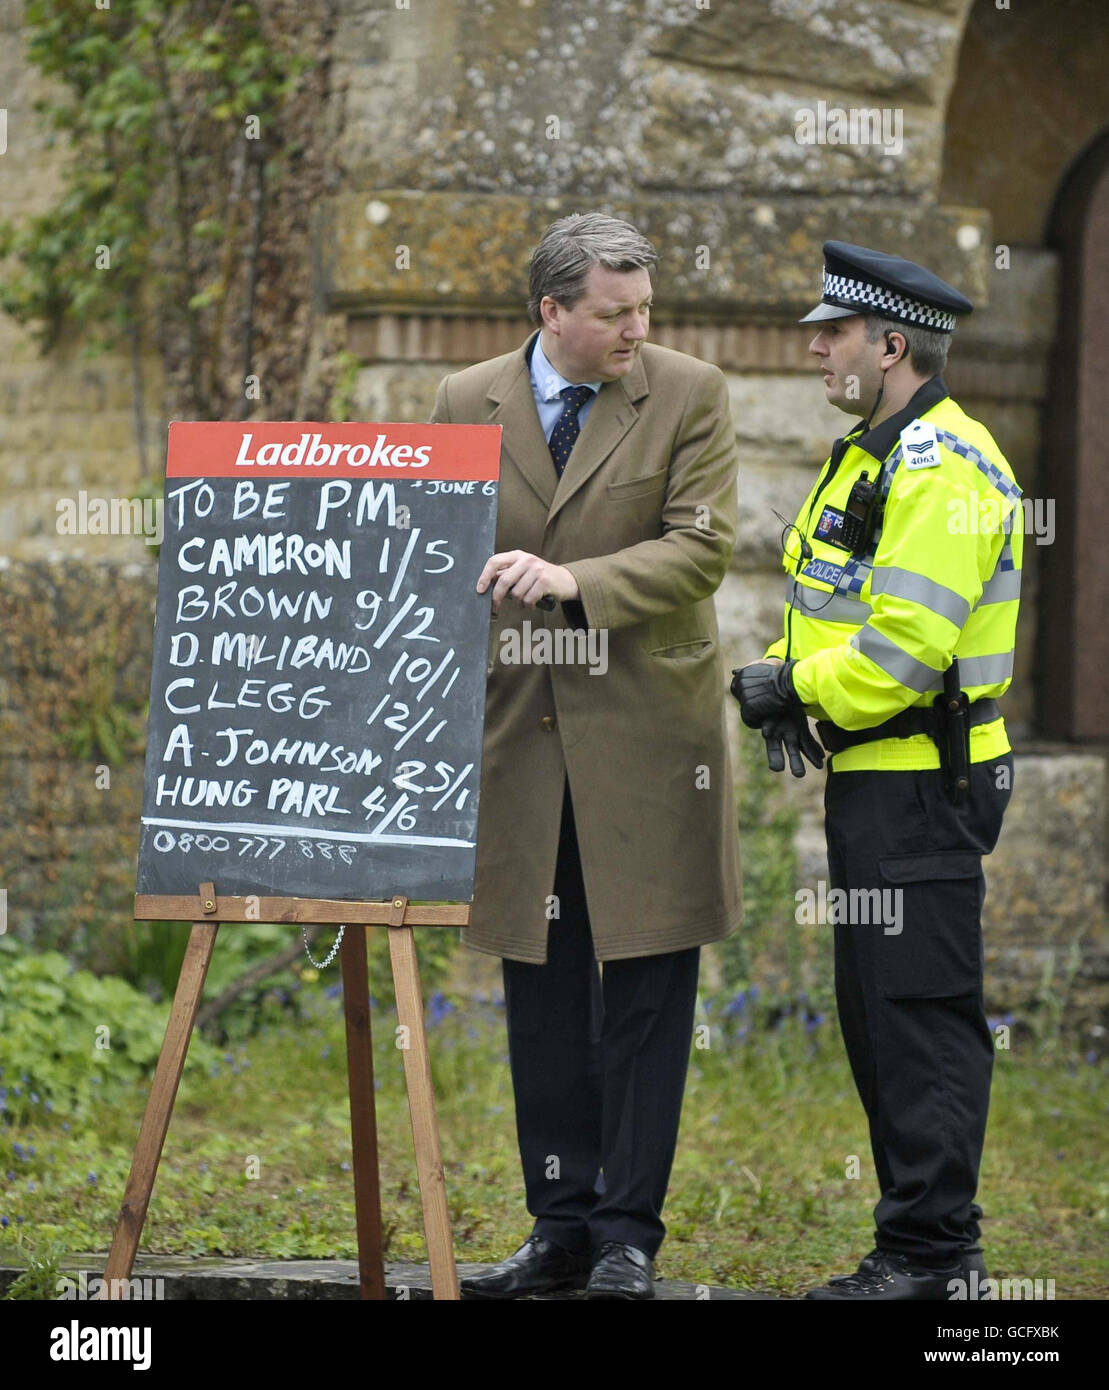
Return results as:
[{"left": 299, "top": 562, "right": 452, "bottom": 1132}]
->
[{"left": 548, "top": 384, "right": 595, "bottom": 478}]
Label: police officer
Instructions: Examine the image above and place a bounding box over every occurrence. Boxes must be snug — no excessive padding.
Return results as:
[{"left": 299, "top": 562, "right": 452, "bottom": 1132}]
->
[{"left": 733, "top": 242, "right": 1022, "bottom": 1300}]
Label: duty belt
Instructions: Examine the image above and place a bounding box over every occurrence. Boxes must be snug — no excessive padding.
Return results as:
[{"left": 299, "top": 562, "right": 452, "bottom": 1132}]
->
[{"left": 816, "top": 698, "right": 1000, "bottom": 756}]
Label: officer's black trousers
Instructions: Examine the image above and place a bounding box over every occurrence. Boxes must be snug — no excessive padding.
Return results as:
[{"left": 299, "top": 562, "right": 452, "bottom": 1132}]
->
[
  {"left": 824, "top": 753, "right": 1013, "bottom": 1266},
  {"left": 501, "top": 784, "right": 700, "bottom": 1261}
]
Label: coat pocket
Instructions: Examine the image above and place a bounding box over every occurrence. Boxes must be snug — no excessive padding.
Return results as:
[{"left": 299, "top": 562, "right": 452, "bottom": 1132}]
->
[
  {"left": 876, "top": 851, "right": 984, "bottom": 999},
  {"left": 606, "top": 465, "right": 669, "bottom": 500},
  {"left": 650, "top": 639, "right": 714, "bottom": 660}
]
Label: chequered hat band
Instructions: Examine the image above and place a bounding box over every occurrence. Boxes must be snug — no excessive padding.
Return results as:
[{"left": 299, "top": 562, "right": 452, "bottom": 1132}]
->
[{"left": 823, "top": 271, "right": 957, "bottom": 332}]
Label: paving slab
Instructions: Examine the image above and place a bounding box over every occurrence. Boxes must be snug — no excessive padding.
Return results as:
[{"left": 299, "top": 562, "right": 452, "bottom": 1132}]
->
[{"left": 0, "top": 1253, "right": 775, "bottom": 1301}]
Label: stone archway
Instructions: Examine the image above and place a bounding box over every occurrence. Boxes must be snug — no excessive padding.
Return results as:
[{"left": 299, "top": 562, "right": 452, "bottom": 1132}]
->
[
  {"left": 938, "top": 0, "right": 1109, "bottom": 742},
  {"left": 1038, "top": 129, "right": 1109, "bottom": 742}
]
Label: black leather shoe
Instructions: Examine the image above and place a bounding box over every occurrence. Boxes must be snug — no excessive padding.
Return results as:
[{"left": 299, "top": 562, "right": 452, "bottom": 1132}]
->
[
  {"left": 827, "top": 1245, "right": 988, "bottom": 1289},
  {"left": 585, "top": 1241, "right": 655, "bottom": 1300},
  {"left": 460, "top": 1236, "right": 591, "bottom": 1300},
  {"left": 806, "top": 1250, "right": 963, "bottom": 1301}
]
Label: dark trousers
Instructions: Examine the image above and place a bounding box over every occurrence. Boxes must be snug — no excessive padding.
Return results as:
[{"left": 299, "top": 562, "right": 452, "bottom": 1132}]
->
[
  {"left": 501, "top": 784, "right": 700, "bottom": 1261},
  {"left": 824, "top": 753, "right": 1013, "bottom": 1266}
]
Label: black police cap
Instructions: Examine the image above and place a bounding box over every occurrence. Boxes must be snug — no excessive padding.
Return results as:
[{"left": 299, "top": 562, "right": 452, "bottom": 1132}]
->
[{"left": 800, "top": 241, "right": 974, "bottom": 333}]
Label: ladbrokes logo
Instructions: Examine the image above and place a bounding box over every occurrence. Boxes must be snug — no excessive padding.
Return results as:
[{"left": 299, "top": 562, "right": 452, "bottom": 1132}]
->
[{"left": 234, "top": 431, "right": 432, "bottom": 470}]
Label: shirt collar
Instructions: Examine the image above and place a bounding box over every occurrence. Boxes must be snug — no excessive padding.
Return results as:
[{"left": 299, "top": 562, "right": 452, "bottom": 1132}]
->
[
  {"left": 850, "top": 375, "right": 950, "bottom": 463},
  {"left": 530, "top": 331, "right": 604, "bottom": 403}
]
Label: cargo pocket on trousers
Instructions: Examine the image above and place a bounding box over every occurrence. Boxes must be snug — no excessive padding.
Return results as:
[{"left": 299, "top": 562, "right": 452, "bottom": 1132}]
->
[{"left": 876, "top": 851, "right": 984, "bottom": 999}]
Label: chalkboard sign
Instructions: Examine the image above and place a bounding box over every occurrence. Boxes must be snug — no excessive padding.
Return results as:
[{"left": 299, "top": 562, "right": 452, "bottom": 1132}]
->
[{"left": 135, "top": 421, "right": 501, "bottom": 906}]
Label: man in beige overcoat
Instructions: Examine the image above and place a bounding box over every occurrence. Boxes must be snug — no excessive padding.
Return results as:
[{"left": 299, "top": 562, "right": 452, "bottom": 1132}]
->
[{"left": 430, "top": 213, "right": 742, "bottom": 1300}]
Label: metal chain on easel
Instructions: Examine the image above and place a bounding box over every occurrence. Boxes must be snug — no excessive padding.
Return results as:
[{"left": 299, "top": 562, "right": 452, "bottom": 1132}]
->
[{"left": 302, "top": 923, "right": 346, "bottom": 969}]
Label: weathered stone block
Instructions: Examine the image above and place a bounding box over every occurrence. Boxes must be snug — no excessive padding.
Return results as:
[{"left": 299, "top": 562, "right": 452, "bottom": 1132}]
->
[
  {"left": 726, "top": 372, "right": 846, "bottom": 459},
  {"left": 323, "top": 191, "right": 991, "bottom": 318},
  {"left": 633, "top": 63, "right": 938, "bottom": 196},
  {"left": 645, "top": 0, "right": 963, "bottom": 105}
]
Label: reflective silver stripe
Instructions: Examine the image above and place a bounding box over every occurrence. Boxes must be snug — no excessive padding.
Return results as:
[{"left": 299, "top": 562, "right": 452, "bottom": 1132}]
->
[
  {"left": 787, "top": 581, "right": 871, "bottom": 626},
  {"left": 976, "top": 566, "right": 1021, "bottom": 606},
  {"left": 870, "top": 566, "right": 970, "bottom": 627},
  {"left": 851, "top": 625, "right": 944, "bottom": 694},
  {"left": 957, "top": 651, "right": 1014, "bottom": 686}
]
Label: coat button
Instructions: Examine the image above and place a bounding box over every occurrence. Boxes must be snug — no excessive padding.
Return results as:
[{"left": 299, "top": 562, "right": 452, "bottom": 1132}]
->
[{"left": 539, "top": 715, "right": 556, "bottom": 732}]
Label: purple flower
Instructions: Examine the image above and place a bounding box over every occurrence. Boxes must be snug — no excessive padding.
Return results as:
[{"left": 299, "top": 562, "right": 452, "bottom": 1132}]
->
[
  {"left": 0, "top": 1216, "right": 7, "bottom": 1228},
  {"left": 87, "top": 1173, "right": 98, "bottom": 1185},
  {"left": 429, "top": 992, "right": 455, "bottom": 1027},
  {"left": 724, "top": 991, "right": 747, "bottom": 1018}
]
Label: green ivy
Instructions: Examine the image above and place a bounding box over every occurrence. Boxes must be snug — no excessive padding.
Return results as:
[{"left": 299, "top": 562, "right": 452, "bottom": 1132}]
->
[{"left": 0, "top": 0, "right": 313, "bottom": 426}]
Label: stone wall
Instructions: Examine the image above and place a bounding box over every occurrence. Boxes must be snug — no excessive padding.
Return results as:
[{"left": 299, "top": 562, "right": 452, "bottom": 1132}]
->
[
  {"left": 0, "top": 558, "right": 154, "bottom": 974},
  {"left": 0, "top": 0, "right": 1105, "bottom": 1025}
]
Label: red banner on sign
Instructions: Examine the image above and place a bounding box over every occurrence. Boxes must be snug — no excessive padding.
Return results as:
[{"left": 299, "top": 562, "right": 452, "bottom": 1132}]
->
[{"left": 167, "top": 421, "right": 502, "bottom": 481}]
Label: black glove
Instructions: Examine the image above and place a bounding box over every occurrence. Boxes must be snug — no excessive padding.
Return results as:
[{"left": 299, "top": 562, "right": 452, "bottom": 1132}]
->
[
  {"left": 730, "top": 660, "right": 800, "bottom": 729},
  {"left": 761, "top": 712, "right": 825, "bottom": 778}
]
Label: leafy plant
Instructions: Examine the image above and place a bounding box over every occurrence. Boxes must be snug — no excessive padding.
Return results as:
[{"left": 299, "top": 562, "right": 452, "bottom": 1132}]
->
[
  {"left": 2, "top": 1233, "right": 69, "bottom": 1301},
  {"left": 0, "top": 938, "right": 220, "bottom": 1124}
]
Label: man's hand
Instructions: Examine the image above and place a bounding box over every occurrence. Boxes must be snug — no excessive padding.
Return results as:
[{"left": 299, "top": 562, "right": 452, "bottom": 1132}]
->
[
  {"left": 730, "top": 659, "right": 800, "bottom": 729},
  {"left": 761, "top": 712, "right": 825, "bottom": 778},
  {"left": 477, "top": 550, "right": 580, "bottom": 616}
]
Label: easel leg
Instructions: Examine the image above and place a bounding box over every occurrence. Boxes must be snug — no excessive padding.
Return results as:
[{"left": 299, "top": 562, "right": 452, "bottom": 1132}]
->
[
  {"left": 101, "top": 920, "right": 219, "bottom": 1297},
  {"left": 340, "top": 925, "right": 386, "bottom": 1300},
  {"left": 387, "top": 915, "right": 460, "bottom": 1300}
]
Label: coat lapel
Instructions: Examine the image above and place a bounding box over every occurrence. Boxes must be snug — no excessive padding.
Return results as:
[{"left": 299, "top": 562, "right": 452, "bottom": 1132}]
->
[
  {"left": 548, "top": 352, "right": 648, "bottom": 524},
  {"left": 486, "top": 334, "right": 556, "bottom": 511},
  {"left": 486, "top": 334, "right": 651, "bottom": 521}
]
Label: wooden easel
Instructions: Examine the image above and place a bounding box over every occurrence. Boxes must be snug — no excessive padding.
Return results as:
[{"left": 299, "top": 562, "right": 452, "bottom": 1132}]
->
[{"left": 101, "top": 884, "right": 469, "bottom": 1300}]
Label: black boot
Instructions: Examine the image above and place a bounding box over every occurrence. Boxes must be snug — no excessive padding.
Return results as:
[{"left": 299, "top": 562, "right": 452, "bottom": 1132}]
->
[
  {"left": 806, "top": 1250, "right": 963, "bottom": 1301},
  {"left": 827, "top": 1244, "right": 988, "bottom": 1288}
]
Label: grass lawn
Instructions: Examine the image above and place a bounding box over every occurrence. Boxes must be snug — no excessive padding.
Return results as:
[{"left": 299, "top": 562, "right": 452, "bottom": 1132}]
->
[{"left": 2, "top": 986, "right": 1106, "bottom": 1298}]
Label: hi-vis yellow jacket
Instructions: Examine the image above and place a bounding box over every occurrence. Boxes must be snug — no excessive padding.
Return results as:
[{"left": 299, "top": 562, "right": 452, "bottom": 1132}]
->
[{"left": 765, "top": 377, "right": 1023, "bottom": 772}]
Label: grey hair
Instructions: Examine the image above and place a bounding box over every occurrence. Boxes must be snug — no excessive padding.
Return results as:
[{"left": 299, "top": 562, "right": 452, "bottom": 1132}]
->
[
  {"left": 527, "top": 213, "right": 659, "bottom": 324},
  {"left": 864, "top": 314, "right": 950, "bottom": 378}
]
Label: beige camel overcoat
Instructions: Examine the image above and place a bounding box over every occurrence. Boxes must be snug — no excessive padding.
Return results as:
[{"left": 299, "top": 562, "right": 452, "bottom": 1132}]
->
[{"left": 430, "top": 331, "right": 743, "bottom": 962}]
